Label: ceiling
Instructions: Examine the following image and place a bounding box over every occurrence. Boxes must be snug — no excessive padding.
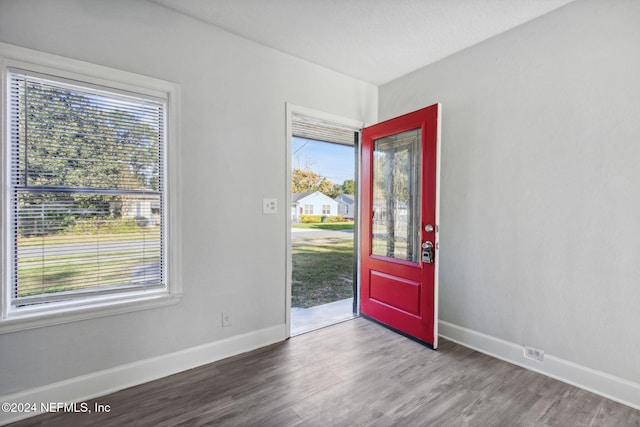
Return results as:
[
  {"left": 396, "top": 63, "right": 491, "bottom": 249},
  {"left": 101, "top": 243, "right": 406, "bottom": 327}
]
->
[{"left": 150, "top": 0, "right": 575, "bottom": 85}]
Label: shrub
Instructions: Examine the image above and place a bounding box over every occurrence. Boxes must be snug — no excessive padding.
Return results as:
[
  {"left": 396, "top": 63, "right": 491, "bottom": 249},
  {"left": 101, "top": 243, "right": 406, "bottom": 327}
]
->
[
  {"left": 64, "top": 217, "right": 143, "bottom": 235},
  {"left": 325, "top": 215, "right": 343, "bottom": 223},
  {"left": 301, "top": 215, "right": 323, "bottom": 223}
]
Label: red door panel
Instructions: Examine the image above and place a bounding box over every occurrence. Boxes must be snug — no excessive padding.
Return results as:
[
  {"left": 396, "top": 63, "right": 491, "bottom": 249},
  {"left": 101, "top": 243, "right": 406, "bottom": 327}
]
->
[
  {"left": 369, "top": 271, "right": 421, "bottom": 315},
  {"left": 360, "top": 104, "right": 440, "bottom": 348}
]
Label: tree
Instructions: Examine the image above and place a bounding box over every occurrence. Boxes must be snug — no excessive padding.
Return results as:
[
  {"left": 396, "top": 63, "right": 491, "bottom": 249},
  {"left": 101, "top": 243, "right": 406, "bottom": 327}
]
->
[
  {"left": 292, "top": 168, "right": 340, "bottom": 198},
  {"left": 24, "top": 82, "right": 158, "bottom": 190},
  {"left": 340, "top": 179, "right": 355, "bottom": 195},
  {"left": 16, "top": 79, "right": 161, "bottom": 235}
]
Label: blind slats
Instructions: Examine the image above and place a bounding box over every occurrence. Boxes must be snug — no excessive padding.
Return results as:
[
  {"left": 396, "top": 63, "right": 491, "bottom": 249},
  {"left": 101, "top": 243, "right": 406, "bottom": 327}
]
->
[
  {"left": 291, "top": 113, "right": 358, "bottom": 146},
  {"left": 9, "top": 69, "right": 166, "bottom": 306}
]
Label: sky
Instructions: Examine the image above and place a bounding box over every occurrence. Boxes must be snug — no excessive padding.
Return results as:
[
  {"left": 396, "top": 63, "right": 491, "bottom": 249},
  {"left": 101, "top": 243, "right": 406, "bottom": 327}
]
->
[{"left": 292, "top": 137, "right": 354, "bottom": 184}]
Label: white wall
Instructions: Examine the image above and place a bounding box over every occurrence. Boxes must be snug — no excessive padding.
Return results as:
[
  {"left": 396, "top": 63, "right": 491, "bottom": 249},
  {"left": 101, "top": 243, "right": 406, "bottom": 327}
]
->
[
  {"left": 0, "top": 0, "right": 376, "bottom": 396},
  {"left": 380, "top": 0, "right": 640, "bottom": 386}
]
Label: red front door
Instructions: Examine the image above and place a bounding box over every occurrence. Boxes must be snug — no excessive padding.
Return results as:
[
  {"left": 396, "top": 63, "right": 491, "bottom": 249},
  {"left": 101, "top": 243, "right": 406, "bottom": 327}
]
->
[{"left": 360, "top": 104, "right": 441, "bottom": 348}]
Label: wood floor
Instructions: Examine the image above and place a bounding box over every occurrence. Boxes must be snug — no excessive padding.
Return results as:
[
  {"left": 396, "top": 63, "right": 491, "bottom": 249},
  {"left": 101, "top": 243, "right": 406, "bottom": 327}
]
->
[{"left": 11, "top": 318, "right": 640, "bottom": 426}]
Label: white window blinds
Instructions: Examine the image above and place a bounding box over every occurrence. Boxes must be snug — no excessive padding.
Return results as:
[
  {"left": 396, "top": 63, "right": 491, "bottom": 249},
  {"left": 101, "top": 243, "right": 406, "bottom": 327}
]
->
[
  {"left": 291, "top": 112, "right": 357, "bottom": 146},
  {"left": 8, "top": 69, "right": 166, "bottom": 307}
]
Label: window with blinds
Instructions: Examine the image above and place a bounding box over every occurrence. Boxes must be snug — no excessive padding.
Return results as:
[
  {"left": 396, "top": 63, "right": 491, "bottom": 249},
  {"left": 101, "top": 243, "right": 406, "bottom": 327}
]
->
[{"left": 7, "top": 68, "right": 166, "bottom": 308}]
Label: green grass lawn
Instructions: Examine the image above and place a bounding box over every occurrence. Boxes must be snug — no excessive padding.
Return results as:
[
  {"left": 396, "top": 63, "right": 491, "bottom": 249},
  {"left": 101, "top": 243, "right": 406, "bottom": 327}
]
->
[
  {"left": 292, "top": 239, "right": 354, "bottom": 308},
  {"left": 16, "top": 229, "right": 161, "bottom": 297},
  {"left": 292, "top": 221, "right": 354, "bottom": 231},
  {"left": 18, "top": 254, "right": 160, "bottom": 297},
  {"left": 18, "top": 230, "right": 160, "bottom": 247}
]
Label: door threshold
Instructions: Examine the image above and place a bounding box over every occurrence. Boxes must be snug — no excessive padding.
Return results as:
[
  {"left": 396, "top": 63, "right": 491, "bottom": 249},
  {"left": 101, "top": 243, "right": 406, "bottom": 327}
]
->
[
  {"left": 292, "top": 314, "right": 358, "bottom": 337},
  {"left": 291, "top": 297, "right": 356, "bottom": 336}
]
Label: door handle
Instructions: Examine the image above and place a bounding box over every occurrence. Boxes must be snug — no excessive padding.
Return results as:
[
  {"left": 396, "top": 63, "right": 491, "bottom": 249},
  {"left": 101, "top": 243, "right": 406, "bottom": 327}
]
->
[{"left": 422, "top": 241, "right": 434, "bottom": 264}]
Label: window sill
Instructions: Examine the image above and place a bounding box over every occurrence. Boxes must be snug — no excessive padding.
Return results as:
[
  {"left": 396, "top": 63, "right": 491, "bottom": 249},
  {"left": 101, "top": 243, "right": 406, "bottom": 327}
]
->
[{"left": 0, "top": 292, "right": 182, "bottom": 334}]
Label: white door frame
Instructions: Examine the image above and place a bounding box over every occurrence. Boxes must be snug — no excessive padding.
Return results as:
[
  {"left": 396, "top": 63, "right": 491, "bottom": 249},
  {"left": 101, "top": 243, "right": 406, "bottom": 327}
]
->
[{"left": 285, "top": 103, "right": 363, "bottom": 337}]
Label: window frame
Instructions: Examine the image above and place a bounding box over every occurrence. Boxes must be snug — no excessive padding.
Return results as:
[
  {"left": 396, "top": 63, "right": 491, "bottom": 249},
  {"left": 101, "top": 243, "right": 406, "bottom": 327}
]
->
[
  {"left": 0, "top": 42, "right": 182, "bottom": 333},
  {"left": 303, "top": 204, "right": 314, "bottom": 215},
  {"left": 322, "top": 205, "right": 331, "bottom": 215}
]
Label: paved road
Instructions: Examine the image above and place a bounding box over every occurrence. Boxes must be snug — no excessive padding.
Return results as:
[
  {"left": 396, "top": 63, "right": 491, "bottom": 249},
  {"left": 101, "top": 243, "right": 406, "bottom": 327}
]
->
[
  {"left": 291, "top": 228, "right": 353, "bottom": 241},
  {"left": 18, "top": 240, "right": 157, "bottom": 257}
]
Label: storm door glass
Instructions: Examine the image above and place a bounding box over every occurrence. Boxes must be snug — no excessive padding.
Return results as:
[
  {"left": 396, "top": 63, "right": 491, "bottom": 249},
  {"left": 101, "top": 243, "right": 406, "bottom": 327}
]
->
[{"left": 371, "top": 128, "right": 421, "bottom": 262}]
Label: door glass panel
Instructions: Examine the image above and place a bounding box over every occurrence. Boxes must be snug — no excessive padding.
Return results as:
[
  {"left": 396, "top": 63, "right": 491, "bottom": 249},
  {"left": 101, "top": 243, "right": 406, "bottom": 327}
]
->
[{"left": 372, "top": 128, "right": 421, "bottom": 262}]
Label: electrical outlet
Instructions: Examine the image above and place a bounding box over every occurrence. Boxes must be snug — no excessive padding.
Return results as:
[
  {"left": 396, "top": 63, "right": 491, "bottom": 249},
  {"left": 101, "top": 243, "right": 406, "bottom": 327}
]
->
[
  {"left": 523, "top": 345, "right": 544, "bottom": 362},
  {"left": 221, "top": 311, "right": 231, "bottom": 327},
  {"left": 262, "top": 198, "right": 277, "bottom": 214}
]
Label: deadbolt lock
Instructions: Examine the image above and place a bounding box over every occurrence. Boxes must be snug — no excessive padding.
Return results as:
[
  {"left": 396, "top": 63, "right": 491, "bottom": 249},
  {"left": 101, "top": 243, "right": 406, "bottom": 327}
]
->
[{"left": 422, "top": 241, "right": 434, "bottom": 264}]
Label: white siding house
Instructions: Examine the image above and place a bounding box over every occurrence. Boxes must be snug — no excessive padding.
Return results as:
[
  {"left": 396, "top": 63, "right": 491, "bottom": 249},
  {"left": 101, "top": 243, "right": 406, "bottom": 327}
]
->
[
  {"left": 120, "top": 195, "right": 161, "bottom": 226},
  {"left": 291, "top": 191, "right": 338, "bottom": 222},
  {"left": 335, "top": 194, "right": 355, "bottom": 220}
]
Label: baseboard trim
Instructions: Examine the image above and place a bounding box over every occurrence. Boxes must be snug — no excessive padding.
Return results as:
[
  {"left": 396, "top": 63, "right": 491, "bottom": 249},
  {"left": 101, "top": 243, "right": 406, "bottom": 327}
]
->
[
  {"left": 0, "top": 324, "right": 286, "bottom": 426},
  {"left": 439, "top": 320, "right": 640, "bottom": 411}
]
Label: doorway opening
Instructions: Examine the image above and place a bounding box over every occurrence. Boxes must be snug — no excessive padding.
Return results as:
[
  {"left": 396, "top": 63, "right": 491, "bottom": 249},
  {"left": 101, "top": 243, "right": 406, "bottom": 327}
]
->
[{"left": 287, "top": 108, "right": 361, "bottom": 336}]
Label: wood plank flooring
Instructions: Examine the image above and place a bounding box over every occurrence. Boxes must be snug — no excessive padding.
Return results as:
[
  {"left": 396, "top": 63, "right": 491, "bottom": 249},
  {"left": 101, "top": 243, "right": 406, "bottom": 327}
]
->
[{"left": 10, "top": 318, "right": 640, "bottom": 426}]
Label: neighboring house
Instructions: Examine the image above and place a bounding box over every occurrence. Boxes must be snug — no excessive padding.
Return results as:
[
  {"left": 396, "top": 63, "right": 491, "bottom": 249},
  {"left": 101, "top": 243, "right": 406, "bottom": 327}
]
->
[
  {"left": 335, "top": 194, "right": 355, "bottom": 219},
  {"left": 120, "top": 194, "right": 161, "bottom": 227},
  {"left": 372, "top": 199, "right": 408, "bottom": 227},
  {"left": 291, "top": 191, "right": 338, "bottom": 222}
]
